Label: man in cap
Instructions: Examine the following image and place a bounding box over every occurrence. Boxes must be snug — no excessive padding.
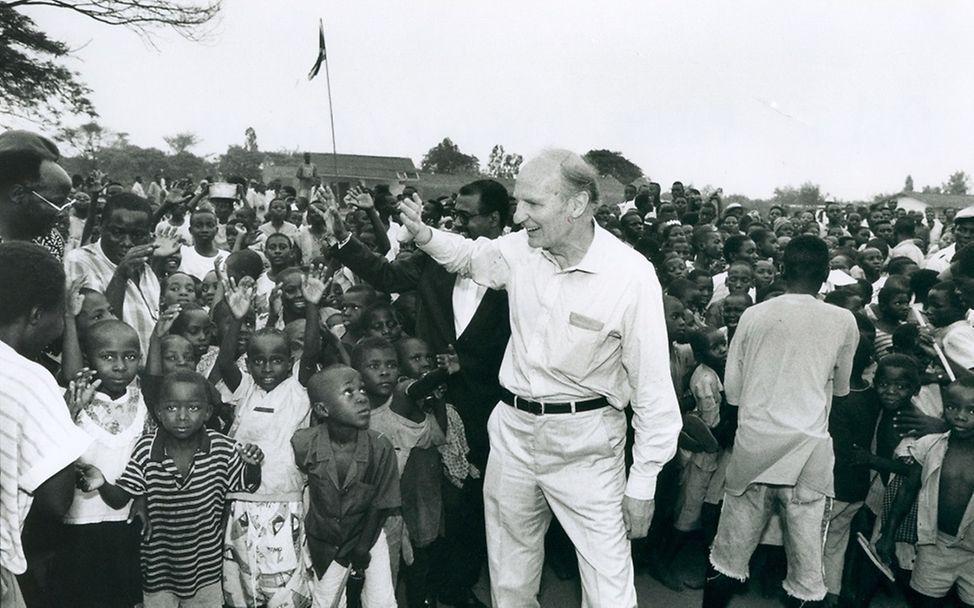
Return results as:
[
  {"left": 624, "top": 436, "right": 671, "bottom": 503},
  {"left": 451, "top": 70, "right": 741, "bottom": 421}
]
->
[
  {"left": 927, "top": 206, "right": 974, "bottom": 273},
  {"left": 0, "top": 130, "right": 73, "bottom": 259}
]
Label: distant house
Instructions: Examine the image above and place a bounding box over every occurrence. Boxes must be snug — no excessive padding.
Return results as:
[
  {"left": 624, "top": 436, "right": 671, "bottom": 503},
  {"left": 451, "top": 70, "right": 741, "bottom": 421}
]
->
[
  {"left": 894, "top": 192, "right": 974, "bottom": 214},
  {"left": 262, "top": 153, "right": 420, "bottom": 193}
]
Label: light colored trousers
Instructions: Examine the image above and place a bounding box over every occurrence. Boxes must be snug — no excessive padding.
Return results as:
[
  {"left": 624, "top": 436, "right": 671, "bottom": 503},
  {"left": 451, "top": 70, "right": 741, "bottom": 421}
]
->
[
  {"left": 309, "top": 530, "right": 396, "bottom": 608},
  {"left": 484, "top": 402, "right": 636, "bottom": 608},
  {"left": 823, "top": 500, "right": 862, "bottom": 595}
]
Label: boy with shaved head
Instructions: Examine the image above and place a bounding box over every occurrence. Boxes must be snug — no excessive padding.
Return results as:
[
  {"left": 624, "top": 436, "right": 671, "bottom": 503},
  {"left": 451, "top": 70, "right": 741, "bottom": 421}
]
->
[{"left": 293, "top": 366, "right": 400, "bottom": 608}]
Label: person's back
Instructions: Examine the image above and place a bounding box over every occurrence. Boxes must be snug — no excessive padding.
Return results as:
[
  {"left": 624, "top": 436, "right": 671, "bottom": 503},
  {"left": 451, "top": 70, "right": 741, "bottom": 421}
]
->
[{"left": 728, "top": 293, "right": 858, "bottom": 492}]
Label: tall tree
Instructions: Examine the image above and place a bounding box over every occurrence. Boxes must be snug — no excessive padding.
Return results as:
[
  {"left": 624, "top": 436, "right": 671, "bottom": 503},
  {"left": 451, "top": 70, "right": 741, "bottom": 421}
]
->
[
  {"left": 943, "top": 171, "right": 970, "bottom": 195},
  {"left": 421, "top": 138, "right": 479, "bottom": 174},
  {"left": 770, "top": 182, "right": 825, "bottom": 208},
  {"left": 904, "top": 174, "right": 914, "bottom": 192},
  {"left": 163, "top": 132, "right": 200, "bottom": 155},
  {"left": 583, "top": 149, "right": 643, "bottom": 185},
  {"left": 486, "top": 144, "right": 505, "bottom": 177},
  {"left": 2, "top": 0, "right": 220, "bottom": 127},
  {"left": 218, "top": 145, "right": 262, "bottom": 182}
]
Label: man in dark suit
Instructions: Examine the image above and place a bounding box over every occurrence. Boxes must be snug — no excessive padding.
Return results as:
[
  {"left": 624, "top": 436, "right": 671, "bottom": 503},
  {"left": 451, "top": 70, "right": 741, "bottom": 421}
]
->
[{"left": 333, "top": 179, "right": 511, "bottom": 608}]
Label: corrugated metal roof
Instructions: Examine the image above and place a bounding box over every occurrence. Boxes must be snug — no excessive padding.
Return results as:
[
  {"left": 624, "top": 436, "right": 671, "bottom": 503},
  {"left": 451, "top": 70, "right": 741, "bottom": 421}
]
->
[
  {"left": 895, "top": 192, "right": 974, "bottom": 209},
  {"left": 264, "top": 153, "right": 419, "bottom": 181}
]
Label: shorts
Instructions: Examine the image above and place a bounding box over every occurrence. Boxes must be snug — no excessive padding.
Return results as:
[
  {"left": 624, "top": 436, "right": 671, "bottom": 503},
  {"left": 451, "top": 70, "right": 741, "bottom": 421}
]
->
[
  {"left": 709, "top": 483, "right": 830, "bottom": 602},
  {"left": 675, "top": 461, "right": 716, "bottom": 532},
  {"left": 910, "top": 532, "right": 974, "bottom": 604},
  {"left": 143, "top": 581, "right": 222, "bottom": 607}
]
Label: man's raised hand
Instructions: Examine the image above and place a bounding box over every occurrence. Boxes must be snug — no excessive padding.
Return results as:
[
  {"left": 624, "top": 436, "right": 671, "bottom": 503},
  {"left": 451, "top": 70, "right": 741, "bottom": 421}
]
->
[
  {"left": 152, "top": 225, "right": 181, "bottom": 258},
  {"left": 398, "top": 194, "right": 432, "bottom": 244},
  {"left": 344, "top": 185, "right": 374, "bottom": 209}
]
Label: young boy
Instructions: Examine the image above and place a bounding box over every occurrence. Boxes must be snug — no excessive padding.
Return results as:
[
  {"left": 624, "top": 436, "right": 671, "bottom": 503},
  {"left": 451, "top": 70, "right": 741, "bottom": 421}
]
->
[
  {"left": 720, "top": 293, "right": 752, "bottom": 344},
  {"left": 340, "top": 285, "right": 380, "bottom": 347},
  {"left": 292, "top": 366, "right": 401, "bottom": 608},
  {"left": 59, "top": 319, "right": 147, "bottom": 607},
  {"left": 217, "top": 268, "right": 328, "bottom": 608},
  {"left": 78, "top": 371, "right": 264, "bottom": 607},
  {"left": 179, "top": 209, "right": 230, "bottom": 281},
  {"left": 877, "top": 377, "right": 974, "bottom": 607}
]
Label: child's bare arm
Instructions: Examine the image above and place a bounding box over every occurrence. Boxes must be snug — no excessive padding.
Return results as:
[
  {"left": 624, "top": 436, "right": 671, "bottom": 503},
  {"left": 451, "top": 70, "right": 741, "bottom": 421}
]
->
[
  {"left": 217, "top": 278, "right": 253, "bottom": 392},
  {"left": 298, "top": 266, "right": 328, "bottom": 386},
  {"left": 77, "top": 463, "right": 134, "bottom": 510},
  {"left": 850, "top": 446, "right": 913, "bottom": 476},
  {"left": 61, "top": 278, "right": 86, "bottom": 381},
  {"left": 146, "top": 304, "right": 181, "bottom": 377}
]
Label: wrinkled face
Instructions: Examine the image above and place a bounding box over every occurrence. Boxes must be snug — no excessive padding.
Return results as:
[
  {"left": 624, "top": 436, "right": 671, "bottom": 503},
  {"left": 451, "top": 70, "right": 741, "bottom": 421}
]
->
[
  {"left": 156, "top": 381, "right": 211, "bottom": 440},
  {"left": 164, "top": 273, "right": 197, "bottom": 307},
  {"left": 100, "top": 208, "right": 152, "bottom": 264},
  {"left": 943, "top": 384, "right": 974, "bottom": 438},
  {"left": 189, "top": 211, "right": 217, "bottom": 245},
  {"left": 875, "top": 366, "right": 916, "bottom": 410},
  {"left": 87, "top": 328, "right": 141, "bottom": 398},
  {"left": 246, "top": 334, "right": 292, "bottom": 392},
  {"left": 512, "top": 159, "right": 581, "bottom": 251},
  {"left": 726, "top": 265, "right": 754, "bottom": 295},
  {"left": 358, "top": 347, "right": 399, "bottom": 400},
  {"left": 365, "top": 308, "right": 402, "bottom": 343},
  {"left": 160, "top": 335, "right": 196, "bottom": 374},
  {"left": 398, "top": 339, "right": 433, "bottom": 379}
]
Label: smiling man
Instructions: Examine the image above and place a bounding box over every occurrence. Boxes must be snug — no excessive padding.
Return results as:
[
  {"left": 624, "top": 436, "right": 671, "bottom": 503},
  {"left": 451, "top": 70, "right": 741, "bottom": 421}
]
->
[
  {"left": 0, "top": 130, "right": 74, "bottom": 259},
  {"left": 398, "top": 150, "right": 681, "bottom": 608}
]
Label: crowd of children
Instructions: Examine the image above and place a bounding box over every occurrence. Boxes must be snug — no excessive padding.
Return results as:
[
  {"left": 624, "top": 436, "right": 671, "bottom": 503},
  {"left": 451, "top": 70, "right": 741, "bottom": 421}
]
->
[{"left": 6, "top": 166, "right": 974, "bottom": 608}]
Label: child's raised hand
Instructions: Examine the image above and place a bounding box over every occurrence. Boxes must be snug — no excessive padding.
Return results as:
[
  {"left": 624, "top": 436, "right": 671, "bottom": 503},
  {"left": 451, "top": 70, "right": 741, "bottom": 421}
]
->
[
  {"left": 344, "top": 185, "right": 374, "bottom": 209},
  {"left": 65, "top": 369, "right": 101, "bottom": 417},
  {"left": 436, "top": 345, "right": 461, "bottom": 375},
  {"left": 301, "top": 264, "right": 330, "bottom": 304},
  {"left": 237, "top": 443, "right": 264, "bottom": 465},
  {"left": 76, "top": 462, "right": 106, "bottom": 492},
  {"left": 155, "top": 304, "right": 182, "bottom": 337},
  {"left": 65, "top": 276, "right": 85, "bottom": 317},
  {"left": 223, "top": 277, "right": 254, "bottom": 320},
  {"left": 269, "top": 285, "right": 283, "bottom": 317}
]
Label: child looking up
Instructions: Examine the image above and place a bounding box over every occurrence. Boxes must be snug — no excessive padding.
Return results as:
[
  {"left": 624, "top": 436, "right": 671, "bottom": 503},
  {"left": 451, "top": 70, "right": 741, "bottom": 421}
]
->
[
  {"left": 217, "top": 267, "right": 329, "bottom": 608},
  {"left": 293, "top": 366, "right": 401, "bottom": 608},
  {"left": 78, "top": 371, "right": 264, "bottom": 607},
  {"left": 877, "top": 376, "right": 974, "bottom": 607}
]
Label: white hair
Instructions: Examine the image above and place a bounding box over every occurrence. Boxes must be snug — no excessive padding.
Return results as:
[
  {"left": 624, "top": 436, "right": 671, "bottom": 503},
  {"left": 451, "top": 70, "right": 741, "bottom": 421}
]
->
[{"left": 536, "top": 148, "right": 601, "bottom": 207}]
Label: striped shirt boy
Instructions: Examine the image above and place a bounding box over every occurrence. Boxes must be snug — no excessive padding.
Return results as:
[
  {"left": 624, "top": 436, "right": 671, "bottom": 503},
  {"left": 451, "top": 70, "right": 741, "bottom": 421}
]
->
[{"left": 115, "top": 428, "right": 256, "bottom": 597}]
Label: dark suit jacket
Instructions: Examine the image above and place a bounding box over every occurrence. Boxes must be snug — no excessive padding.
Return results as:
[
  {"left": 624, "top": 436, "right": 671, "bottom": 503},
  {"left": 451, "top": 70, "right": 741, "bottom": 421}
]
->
[{"left": 336, "top": 236, "right": 511, "bottom": 467}]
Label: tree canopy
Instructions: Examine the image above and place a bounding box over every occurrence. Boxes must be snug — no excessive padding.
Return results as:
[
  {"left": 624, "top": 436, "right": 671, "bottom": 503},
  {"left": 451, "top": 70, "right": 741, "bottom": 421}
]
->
[
  {"left": 421, "top": 138, "right": 479, "bottom": 174},
  {"left": 1, "top": 0, "right": 220, "bottom": 127},
  {"left": 583, "top": 149, "right": 643, "bottom": 185}
]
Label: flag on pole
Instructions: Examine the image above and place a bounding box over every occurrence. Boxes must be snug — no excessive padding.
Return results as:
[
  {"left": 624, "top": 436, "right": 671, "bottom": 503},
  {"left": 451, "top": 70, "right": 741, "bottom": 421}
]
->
[{"left": 308, "top": 19, "right": 327, "bottom": 80}]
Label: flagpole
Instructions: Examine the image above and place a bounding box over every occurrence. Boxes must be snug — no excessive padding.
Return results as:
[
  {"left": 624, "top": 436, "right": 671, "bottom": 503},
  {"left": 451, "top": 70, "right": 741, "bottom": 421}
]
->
[{"left": 322, "top": 31, "right": 339, "bottom": 186}]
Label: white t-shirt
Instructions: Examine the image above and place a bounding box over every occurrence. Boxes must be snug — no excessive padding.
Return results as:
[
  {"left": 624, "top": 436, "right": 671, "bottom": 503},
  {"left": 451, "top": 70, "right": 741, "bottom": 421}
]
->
[{"left": 178, "top": 245, "right": 229, "bottom": 281}]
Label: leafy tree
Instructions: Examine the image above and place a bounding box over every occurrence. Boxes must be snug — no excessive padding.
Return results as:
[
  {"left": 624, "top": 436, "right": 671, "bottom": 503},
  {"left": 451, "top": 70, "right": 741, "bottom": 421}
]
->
[
  {"left": 583, "top": 150, "right": 643, "bottom": 185},
  {"left": 943, "top": 171, "right": 970, "bottom": 195},
  {"left": 2, "top": 0, "right": 220, "bottom": 127},
  {"left": 904, "top": 174, "right": 914, "bottom": 192},
  {"left": 421, "top": 138, "right": 479, "bottom": 174},
  {"left": 163, "top": 132, "right": 200, "bottom": 155},
  {"left": 244, "top": 127, "right": 258, "bottom": 153},
  {"left": 218, "top": 145, "right": 262, "bottom": 182},
  {"left": 922, "top": 184, "right": 942, "bottom": 194},
  {"left": 770, "top": 182, "right": 825, "bottom": 209},
  {"left": 486, "top": 144, "right": 505, "bottom": 177},
  {"left": 501, "top": 153, "right": 523, "bottom": 178},
  {"left": 486, "top": 144, "right": 522, "bottom": 178}
]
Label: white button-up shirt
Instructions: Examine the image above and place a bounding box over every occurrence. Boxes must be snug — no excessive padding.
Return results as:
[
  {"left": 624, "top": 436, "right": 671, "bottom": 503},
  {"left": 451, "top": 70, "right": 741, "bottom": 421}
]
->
[{"left": 420, "top": 223, "right": 681, "bottom": 499}]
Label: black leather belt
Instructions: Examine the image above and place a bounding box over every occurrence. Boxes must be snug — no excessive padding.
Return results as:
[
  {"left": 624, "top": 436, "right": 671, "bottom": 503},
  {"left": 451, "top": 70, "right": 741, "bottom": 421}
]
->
[{"left": 499, "top": 388, "right": 609, "bottom": 415}]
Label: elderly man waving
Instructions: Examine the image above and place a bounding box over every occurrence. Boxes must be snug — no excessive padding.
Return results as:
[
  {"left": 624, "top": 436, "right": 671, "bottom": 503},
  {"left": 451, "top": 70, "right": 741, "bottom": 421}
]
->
[{"left": 398, "top": 149, "right": 681, "bottom": 608}]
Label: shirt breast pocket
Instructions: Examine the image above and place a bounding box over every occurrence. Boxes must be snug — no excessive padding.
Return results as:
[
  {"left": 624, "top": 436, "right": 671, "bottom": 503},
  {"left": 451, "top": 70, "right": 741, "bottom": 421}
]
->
[{"left": 551, "top": 317, "right": 618, "bottom": 379}]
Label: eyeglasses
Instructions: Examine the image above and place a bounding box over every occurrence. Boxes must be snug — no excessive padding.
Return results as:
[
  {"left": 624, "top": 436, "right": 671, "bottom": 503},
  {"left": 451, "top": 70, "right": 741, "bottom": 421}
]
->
[
  {"left": 453, "top": 211, "right": 487, "bottom": 224},
  {"left": 31, "top": 190, "right": 73, "bottom": 211},
  {"left": 103, "top": 226, "right": 152, "bottom": 243}
]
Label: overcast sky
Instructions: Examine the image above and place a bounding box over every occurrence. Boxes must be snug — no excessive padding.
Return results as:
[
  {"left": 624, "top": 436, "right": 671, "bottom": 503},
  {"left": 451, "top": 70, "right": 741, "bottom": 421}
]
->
[{"left": 17, "top": 0, "right": 974, "bottom": 200}]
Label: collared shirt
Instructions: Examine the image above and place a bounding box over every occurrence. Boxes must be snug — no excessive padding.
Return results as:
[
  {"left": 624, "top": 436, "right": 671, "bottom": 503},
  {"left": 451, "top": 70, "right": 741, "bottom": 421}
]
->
[
  {"left": 724, "top": 294, "right": 858, "bottom": 497},
  {"left": 889, "top": 240, "right": 925, "bottom": 267},
  {"left": 115, "top": 429, "right": 255, "bottom": 597},
  {"left": 926, "top": 243, "right": 956, "bottom": 274},
  {"left": 0, "top": 341, "right": 92, "bottom": 575},
  {"left": 223, "top": 373, "right": 311, "bottom": 502},
  {"left": 64, "top": 241, "right": 160, "bottom": 351},
  {"left": 291, "top": 427, "right": 400, "bottom": 577},
  {"left": 908, "top": 432, "right": 974, "bottom": 550},
  {"left": 452, "top": 275, "right": 487, "bottom": 337},
  {"left": 419, "top": 223, "right": 681, "bottom": 499}
]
